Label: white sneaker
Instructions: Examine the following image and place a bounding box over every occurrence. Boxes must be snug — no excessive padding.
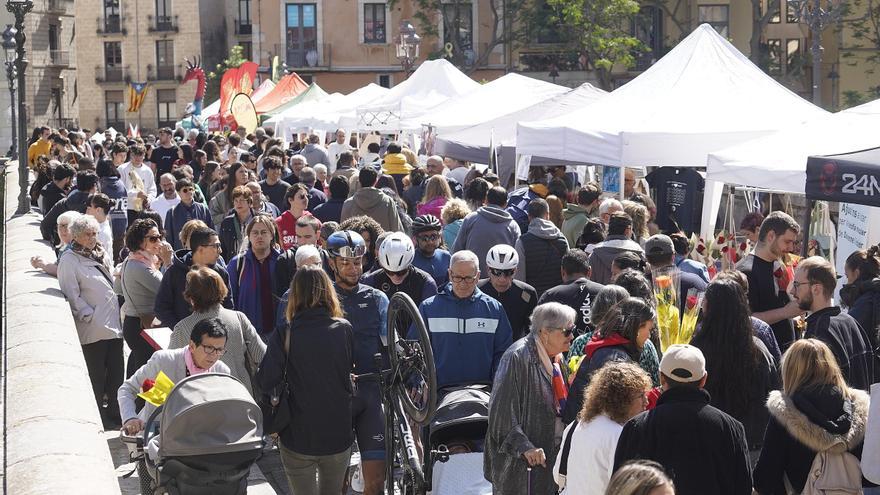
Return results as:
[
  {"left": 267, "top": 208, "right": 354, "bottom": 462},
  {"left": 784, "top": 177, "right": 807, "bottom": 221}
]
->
[{"left": 350, "top": 462, "right": 365, "bottom": 493}]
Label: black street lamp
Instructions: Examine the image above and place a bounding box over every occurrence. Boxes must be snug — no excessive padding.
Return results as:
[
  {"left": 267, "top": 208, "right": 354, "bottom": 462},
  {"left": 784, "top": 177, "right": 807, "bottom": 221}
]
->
[
  {"left": 396, "top": 20, "right": 421, "bottom": 77},
  {"left": 3, "top": 24, "right": 18, "bottom": 162},
  {"left": 7, "top": 0, "right": 33, "bottom": 215}
]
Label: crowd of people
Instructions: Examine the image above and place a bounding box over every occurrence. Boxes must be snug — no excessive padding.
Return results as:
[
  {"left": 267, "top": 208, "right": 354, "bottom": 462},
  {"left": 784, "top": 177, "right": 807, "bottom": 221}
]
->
[{"left": 24, "top": 122, "right": 880, "bottom": 495}]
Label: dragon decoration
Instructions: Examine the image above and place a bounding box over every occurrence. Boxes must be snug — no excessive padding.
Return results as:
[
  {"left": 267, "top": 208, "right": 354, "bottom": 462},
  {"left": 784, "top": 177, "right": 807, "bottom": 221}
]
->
[{"left": 179, "top": 56, "right": 207, "bottom": 130}]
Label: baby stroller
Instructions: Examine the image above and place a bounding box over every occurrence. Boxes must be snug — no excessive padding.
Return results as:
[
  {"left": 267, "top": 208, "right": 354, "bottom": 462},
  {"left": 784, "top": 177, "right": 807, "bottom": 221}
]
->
[
  {"left": 122, "top": 373, "right": 264, "bottom": 495},
  {"left": 425, "top": 385, "right": 493, "bottom": 495}
]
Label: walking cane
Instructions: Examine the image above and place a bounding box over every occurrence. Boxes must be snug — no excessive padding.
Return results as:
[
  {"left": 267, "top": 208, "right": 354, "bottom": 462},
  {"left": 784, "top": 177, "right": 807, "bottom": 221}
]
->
[{"left": 527, "top": 466, "right": 532, "bottom": 495}]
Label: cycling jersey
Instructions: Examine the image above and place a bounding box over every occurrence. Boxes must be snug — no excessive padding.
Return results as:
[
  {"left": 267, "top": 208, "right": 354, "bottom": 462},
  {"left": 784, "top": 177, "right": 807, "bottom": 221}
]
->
[{"left": 478, "top": 279, "right": 538, "bottom": 342}]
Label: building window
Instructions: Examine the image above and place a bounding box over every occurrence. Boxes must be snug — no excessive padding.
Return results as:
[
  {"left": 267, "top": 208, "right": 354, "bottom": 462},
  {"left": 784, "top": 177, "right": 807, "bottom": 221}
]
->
[
  {"left": 156, "top": 0, "right": 170, "bottom": 20},
  {"left": 632, "top": 6, "right": 663, "bottom": 70},
  {"left": 49, "top": 24, "right": 59, "bottom": 51},
  {"left": 104, "top": 0, "right": 121, "bottom": 33},
  {"left": 698, "top": 5, "right": 729, "bottom": 38},
  {"left": 286, "top": 3, "right": 318, "bottom": 67},
  {"left": 786, "top": 0, "right": 798, "bottom": 23},
  {"left": 767, "top": 0, "right": 781, "bottom": 23},
  {"left": 378, "top": 74, "right": 391, "bottom": 88},
  {"left": 767, "top": 38, "right": 782, "bottom": 76},
  {"left": 443, "top": 3, "right": 473, "bottom": 51},
  {"left": 156, "top": 40, "right": 175, "bottom": 80},
  {"left": 239, "top": 0, "right": 251, "bottom": 22},
  {"left": 299, "top": 74, "right": 314, "bottom": 84},
  {"left": 786, "top": 38, "right": 801, "bottom": 74},
  {"left": 157, "top": 89, "right": 177, "bottom": 128},
  {"left": 51, "top": 87, "right": 63, "bottom": 123},
  {"left": 240, "top": 42, "right": 253, "bottom": 60},
  {"left": 105, "top": 90, "right": 124, "bottom": 128},
  {"left": 363, "top": 3, "right": 386, "bottom": 43},
  {"left": 104, "top": 41, "right": 123, "bottom": 81}
]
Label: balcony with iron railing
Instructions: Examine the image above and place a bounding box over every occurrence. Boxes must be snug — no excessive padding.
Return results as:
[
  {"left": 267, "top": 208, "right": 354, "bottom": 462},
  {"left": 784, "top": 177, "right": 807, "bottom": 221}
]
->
[
  {"left": 95, "top": 65, "right": 131, "bottom": 83},
  {"left": 234, "top": 18, "right": 252, "bottom": 35},
  {"left": 273, "top": 43, "right": 331, "bottom": 70},
  {"left": 48, "top": 50, "right": 70, "bottom": 67},
  {"left": 146, "top": 63, "right": 182, "bottom": 82},
  {"left": 96, "top": 15, "right": 126, "bottom": 35},
  {"left": 148, "top": 14, "right": 179, "bottom": 33}
]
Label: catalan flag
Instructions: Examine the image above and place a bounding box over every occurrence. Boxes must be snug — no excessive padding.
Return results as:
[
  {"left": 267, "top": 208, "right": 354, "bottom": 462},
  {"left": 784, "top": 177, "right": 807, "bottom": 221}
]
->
[{"left": 128, "top": 82, "right": 149, "bottom": 113}]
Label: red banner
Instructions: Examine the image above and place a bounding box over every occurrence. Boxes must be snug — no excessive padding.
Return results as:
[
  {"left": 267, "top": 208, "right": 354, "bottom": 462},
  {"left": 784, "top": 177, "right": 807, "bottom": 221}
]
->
[{"left": 218, "top": 61, "right": 258, "bottom": 118}]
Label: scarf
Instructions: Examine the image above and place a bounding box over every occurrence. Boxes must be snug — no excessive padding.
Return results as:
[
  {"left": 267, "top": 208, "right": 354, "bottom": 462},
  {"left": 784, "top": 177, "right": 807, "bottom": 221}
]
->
[
  {"left": 128, "top": 250, "right": 160, "bottom": 271},
  {"left": 184, "top": 346, "right": 211, "bottom": 376},
  {"left": 535, "top": 337, "right": 568, "bottom": 416},
  {"left": 71, "top": 240, "right": 108, "bottom": 266}
]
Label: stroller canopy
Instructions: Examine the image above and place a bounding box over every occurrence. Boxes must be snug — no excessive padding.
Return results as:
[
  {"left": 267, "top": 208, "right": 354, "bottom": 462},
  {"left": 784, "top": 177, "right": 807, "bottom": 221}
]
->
[
  {"left": 430, "top": 386, "right": 490, "bottom": 446},
  {"left": 158, "top": 373, "right": 263, "bottom": 458}
]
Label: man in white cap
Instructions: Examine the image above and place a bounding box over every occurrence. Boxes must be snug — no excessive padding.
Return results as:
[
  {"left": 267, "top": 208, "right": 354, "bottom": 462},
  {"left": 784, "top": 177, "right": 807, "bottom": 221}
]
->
[{"left": 612, "top": 344, "right": 752, "bottom": 495}]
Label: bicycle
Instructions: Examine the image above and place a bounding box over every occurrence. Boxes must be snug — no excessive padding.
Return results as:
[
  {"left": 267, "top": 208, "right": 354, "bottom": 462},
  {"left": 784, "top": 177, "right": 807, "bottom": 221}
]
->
[{"left": 355, "top": 292, "right": 437, "bottom": 495}]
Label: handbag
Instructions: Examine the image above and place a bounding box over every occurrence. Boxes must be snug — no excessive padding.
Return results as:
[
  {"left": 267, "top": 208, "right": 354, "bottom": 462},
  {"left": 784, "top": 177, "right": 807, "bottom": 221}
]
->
[{"left": 262, "top": 327, "right": 292, "bottom": 435}]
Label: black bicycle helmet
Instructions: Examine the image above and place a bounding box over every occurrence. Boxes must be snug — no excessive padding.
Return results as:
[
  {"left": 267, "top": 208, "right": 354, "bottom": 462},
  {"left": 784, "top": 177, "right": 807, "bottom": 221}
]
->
[{"left": 411, "top": 214, "right": 442, "bottom": 234}]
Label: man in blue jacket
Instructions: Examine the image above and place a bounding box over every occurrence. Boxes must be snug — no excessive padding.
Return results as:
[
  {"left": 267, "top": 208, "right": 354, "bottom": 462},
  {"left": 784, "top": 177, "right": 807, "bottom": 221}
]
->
[{"left": 415, "top": 250, "right": 513, "bottom": 388}]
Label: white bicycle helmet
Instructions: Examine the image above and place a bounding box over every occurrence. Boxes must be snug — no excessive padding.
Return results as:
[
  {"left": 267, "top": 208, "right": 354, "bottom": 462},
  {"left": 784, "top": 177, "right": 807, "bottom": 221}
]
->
[
  {"left": 486, "top": 244, "right": 519, "bottom": 270},
  {"left": 378, "top": 232, "right": 415, "bottom": 272}
]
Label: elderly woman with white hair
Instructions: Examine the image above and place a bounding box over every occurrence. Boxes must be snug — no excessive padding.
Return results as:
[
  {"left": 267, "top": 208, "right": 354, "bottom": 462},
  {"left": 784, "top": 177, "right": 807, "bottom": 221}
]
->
[
  {"left": 57, "top": 214, "right": 124, "bottom": 428},
  {"left": 485, "top": 301, "right": 576, "bottom": 494},
  {"left": 31, "top": 210, "right": 81, "bottom": 276}
]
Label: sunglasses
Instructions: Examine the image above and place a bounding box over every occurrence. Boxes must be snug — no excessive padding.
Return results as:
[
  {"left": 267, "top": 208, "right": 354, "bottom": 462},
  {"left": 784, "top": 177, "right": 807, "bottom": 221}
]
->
[
  {"left": 489, "top": 268, "right": 515, "bottom": 278},
  {"left": 385, "top": 268, "right": 408, "bottom": 277},
  {"left": 417, "top": 234, "right": 440, "bottom": 242},
  {"left": 549, "top": 325, "right": 576, "bottom": 337},
  {"left": 146, "top": 234, "right": 164, "bottom": 243}
]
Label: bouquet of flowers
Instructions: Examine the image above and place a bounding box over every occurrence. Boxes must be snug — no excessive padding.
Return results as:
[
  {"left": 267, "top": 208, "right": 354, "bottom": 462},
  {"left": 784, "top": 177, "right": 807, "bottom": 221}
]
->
[
  {"left": 652, "top": 266, "right": 680, "bottom": 353},
  {"left": 137, "top": 370, "right": 175, "bottom": 406},
  {"left": 678, "top": 288, "right": 705, "bottom": 345}
]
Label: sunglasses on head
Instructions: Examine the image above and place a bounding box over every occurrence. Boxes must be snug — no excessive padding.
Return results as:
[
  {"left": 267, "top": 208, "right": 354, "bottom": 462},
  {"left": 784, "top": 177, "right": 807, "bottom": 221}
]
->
[{"left": 489, "top": 268, "right": 515, "bottom": 278}]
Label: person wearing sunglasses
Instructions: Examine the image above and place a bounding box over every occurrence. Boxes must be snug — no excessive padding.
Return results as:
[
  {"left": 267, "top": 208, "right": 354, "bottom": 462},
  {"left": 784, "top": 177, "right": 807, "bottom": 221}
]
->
[
  {"left": 363, "top": 232, "right": 438, "bottom": 307},
  {"left": 415, "top": 250, "right": 513, "bottom": 389},
  {"left": 411, "top": 214, "right": 451, "bottom": 287},
  {"left": 477, "top": 244, "right": 537, "bottom": 342},
  {"left": 325, "top": 230, "right": 390, "bottom": 495},
  {"left": 164, "top": 178, "right": 214, "bottom": 251}
]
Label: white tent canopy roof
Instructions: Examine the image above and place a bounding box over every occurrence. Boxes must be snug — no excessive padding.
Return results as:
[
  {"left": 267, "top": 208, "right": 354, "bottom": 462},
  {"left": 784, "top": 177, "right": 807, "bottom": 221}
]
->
[
  {"left": 707, "top": 98, "right": 880, "bottom": 194},
  {"left": 434, "top": 82, "right": 607, "bottom": 161},
  {"left": 270, "top": 83, "right": 390, "bottom": 136},
  {"left": 516, "top": 24, "right": 828, "bottom": 167},
  {"left": 344, "top": 59, "right": 480, "bottom": 131},
  {"left": 402, "top": 73, "right": 568, "bottom": 134}
]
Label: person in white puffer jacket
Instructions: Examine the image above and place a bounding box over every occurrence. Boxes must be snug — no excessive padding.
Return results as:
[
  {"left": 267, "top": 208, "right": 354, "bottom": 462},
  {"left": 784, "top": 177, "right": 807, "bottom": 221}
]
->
[{"left": 553, "top": 361, "right": 652, "bottom": 495}]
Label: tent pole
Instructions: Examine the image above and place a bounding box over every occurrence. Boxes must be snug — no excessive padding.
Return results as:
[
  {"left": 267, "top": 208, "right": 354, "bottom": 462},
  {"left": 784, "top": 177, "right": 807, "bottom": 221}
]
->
[{"left": 800, "top": 199, "right": 814, "bottom": 258}]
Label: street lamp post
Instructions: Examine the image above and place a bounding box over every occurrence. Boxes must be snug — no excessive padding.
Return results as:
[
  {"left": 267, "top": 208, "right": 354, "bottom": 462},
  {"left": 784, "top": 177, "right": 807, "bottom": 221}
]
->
[
  {"left": 396, "top": 20, "right": 421, "bottom": 77},
  {"left": 3, "top": 25, "right": 17, "bottom": 162},
  {"left": 790, "top": 0, "right": 842, "bottom": 106},
  {"left": 7, "top": 0, "right": 33, "bottom": 215}
]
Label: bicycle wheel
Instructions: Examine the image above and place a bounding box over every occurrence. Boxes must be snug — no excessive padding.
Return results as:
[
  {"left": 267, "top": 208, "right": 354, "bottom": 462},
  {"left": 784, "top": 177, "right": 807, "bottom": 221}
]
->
[{"left": 386, "top": 292, "right": 437, "bottom": 425}]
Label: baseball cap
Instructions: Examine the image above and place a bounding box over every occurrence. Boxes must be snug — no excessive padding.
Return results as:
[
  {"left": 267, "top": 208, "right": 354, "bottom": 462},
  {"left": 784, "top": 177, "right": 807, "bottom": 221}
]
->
[
  {"left": 660, "top": 344, "right": 706, "bottom": 383},
  {"left": 645, "top": 234, "right": 674, "bottom": 257}
]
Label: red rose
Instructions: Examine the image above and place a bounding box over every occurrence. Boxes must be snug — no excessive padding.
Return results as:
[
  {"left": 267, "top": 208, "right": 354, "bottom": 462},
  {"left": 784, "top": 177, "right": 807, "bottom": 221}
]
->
[
  {"left": 717, "top": 235, "right": 726, "bottom": 244},
  {"left": 686, "top": 295, "right": 698, "bottom": 310},
  {"left": 142, "top": 378, "right": 155, "bottom": 393},
  {"left": 696, "top": 245, "right": 706, "bottom": 254},
  {"left": 773, "top": 268, "right": 784, "bottom": 279},
  {"left": 721, "top": 246, "right": 729, "bottom": 253},
  {"left": 739, "top": 242, "right": 747, "bottom": 251}
]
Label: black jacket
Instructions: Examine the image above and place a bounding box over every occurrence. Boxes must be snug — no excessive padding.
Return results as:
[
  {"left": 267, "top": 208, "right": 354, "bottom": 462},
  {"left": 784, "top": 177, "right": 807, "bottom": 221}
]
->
[
  {"left": 841, "top": 279, "right": 880, "bottom": 383},
  {"left": 311, "top": 198, "right": 345, "bottom": 224},
  {"left": 39, "top": 181, "right": 67, "bottom": 215},
  {"left": 562, "top": 334, "right": 639, "bottom": 424},
  {"left": 754, "top": 385, "right": 872, "bottom": 494},
  {"left": 805, "top": 306, "right": 874, "bottom": 391},
  {"left": 538, "top": 276, "right": 604, "bottom": 337},
  {"left": 153, "top": 249, "right": 234, "bottom": 328},
  {"left": 256, "top": 307, "right": 354, "bottom": 455},
  {"left": 614, "top": 386, "right": 753, "bottom": 495},
  {"left": 218, "top": 211, "right": 254, "bottom": 263},
  {"left": 40, "top": 189, "right": 90, "bottom": 244},
  {"left": 477, "top": 279, "right": 538, "bottom": 342}
]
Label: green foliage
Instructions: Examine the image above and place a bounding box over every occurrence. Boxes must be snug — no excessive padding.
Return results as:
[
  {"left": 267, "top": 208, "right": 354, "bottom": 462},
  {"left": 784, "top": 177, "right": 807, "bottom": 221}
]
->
[
  {"left": 204, "top": 46, "right": 247, "bottom": 106},
  {"left": 547, "top": 0, "right": 644, "bottom": 88},
  {"left": 841, "top": 0, "right": 880, "bottom": 67}
]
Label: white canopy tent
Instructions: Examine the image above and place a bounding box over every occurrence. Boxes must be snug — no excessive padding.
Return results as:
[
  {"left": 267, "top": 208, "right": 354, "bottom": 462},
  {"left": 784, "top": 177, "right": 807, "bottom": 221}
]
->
[
  {"left": 270, "top": 83, "right": 389, "bottom": 137},
  {"left": 516, "top": 23, "right": 828, "bottom": 236},
  {"left": 707, "top": 99, "right": 880, "bottom": 194},
  {"left": 434, "top": 82, "right": 607, "bottom": 184},
  {"left": 342, "top": 59, "right": 480, "bottom": 132},
  {"left": 401, "top": 73, "right": 568, "bottom": 134}
]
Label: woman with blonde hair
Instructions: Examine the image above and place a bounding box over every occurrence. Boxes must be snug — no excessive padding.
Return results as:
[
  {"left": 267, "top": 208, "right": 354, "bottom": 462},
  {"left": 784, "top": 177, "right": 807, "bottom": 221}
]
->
[
  {"left": 553, "top": 361, "right": 652, "bottom": 494},
  {"left": 623, "top": 200, "right": 649, "bottom": 246},
  {"left": 440, "top": 198, "right": 470, "bottom": 248},
  {"left": 417, "top": 174, "right": 452, "bottom": 218},
  {"left": 605, "top": 460, "right": 675, "bottom": 495},
  {"left": 754, "top": 338, "right": 872, "bottom": 494},
  {"left": 257, "top": 266, "right": 354, "bottom": 495}
]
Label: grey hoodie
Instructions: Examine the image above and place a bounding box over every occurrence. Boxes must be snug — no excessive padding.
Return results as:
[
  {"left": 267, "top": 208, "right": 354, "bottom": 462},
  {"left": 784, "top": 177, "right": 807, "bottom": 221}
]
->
[
  {"left": 340, "top": 187, "right": 402, "bottom": 232},
  {"left": 452, "top": 205, "right": 521, "bottom": 276},
  {"left": 588, "top": 235, "right": 645, "bottom": 285}
]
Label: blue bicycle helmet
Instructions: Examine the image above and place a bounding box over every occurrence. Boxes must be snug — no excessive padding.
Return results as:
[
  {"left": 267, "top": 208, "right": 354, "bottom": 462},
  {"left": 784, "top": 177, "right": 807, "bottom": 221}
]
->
[{"left": 326, "top": 230, "right": 367, "bottom": 258}]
